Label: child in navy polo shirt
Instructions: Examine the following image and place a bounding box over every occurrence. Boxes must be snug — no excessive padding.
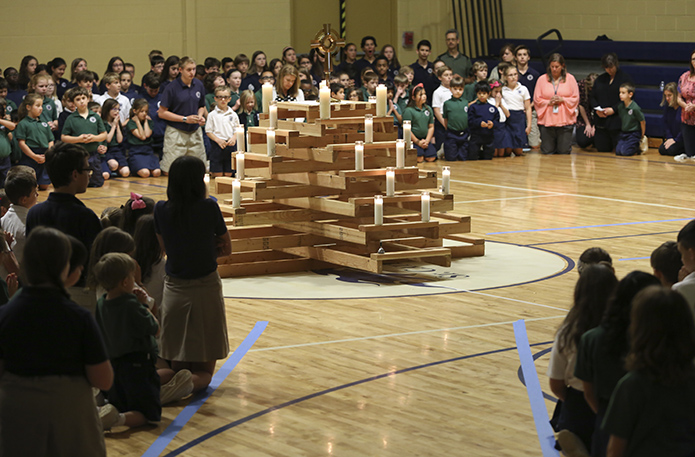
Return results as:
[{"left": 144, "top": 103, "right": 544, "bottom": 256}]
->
[
  {"left": 120, "top": 71, "right": 139, "bottom": 106},
  {"left": 100, "top": 99, "right": 129, "bottom": 178},
  {"left": 515, "top": 45, "right": 541, "bottom": 149},
  {"left": 603, "top": 83, "right": 645, "bottom": 157},
  {"left": 61, "top": 88, "right": 107, "bottom": 187},
  {"left": 15, "top": 94, "right": 54, "bottom": 189},
  {"left": 127, "top": 99, "right": 161, "bottom": 178},
  {"left": 442, "top": 76, "right": 469, "bottom": 161},
  {"left": 468, "top": 81, "right": 497, "bottom": 160}
]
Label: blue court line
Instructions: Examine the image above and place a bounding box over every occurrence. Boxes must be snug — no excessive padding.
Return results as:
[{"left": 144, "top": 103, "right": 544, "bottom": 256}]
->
[
  {"left": 142, "top": 321, "right": 268, "bottom": 457},
  {"left": 487, "top": 218, "right": 691, "bottom": 235},
  {"left": 514, "top": 320, "right": 560, "bottom": 457},
  {"left": 161, "top": 340, "right": 553, "bottom": 456},
  {"left": 527, "top": 230, "right": 679, "bottom": 246},
  {"left": 517, "top": 347, "right": 557, "bottom": 403},
  {"left": 618, "top": 256, "right": 650, "bottom": 261}
]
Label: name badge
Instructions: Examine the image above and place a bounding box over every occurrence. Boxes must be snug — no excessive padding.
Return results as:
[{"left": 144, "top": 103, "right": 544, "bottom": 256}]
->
[{"left": 552, "top": 105, "right": 559, "bottom": 114}]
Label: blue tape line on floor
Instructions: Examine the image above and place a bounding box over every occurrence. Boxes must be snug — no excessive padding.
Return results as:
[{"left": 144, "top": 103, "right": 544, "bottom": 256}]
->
[
  {"left": 513, "top": 319, "right": 560, "bottom": 457},
  {"left": 142, "top": 320, "right": 268, "bottom": 457},
  {"left": 488, "top": 218, "right": 691, "bottom": 235}
]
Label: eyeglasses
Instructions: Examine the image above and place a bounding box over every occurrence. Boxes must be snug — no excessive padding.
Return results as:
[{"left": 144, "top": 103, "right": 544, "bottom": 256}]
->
[
  {"left": 260, "top": 76, "right": 274, "bottom": 81},
  {"left": 80, "top": 168, "right": 93, "bottom": 175},
  {"left": 215, "top": 95, "right": 231, "bottom": 100}
]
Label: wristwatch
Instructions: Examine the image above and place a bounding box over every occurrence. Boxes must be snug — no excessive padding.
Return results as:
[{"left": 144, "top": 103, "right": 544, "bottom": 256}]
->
[{"left": 182, "top": 116, "right": 188, "bottom": 122}]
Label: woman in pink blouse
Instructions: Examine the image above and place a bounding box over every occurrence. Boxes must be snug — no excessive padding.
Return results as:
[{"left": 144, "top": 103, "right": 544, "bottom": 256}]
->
[
  {"left": 533, "top": 53, "right": 579, "bottom": 154},
  {"left": 677, "top": 50, "right": 695, "bottom": 158}
]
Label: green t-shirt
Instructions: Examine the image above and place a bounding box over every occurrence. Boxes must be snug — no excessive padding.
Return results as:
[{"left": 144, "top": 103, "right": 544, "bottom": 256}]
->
[
  {"left": 96, "top": 293, "right": 159, "bottom": 360},
  {"left": 402, "top": 104, "right": 434, "bottom": 139},
  {"left": 463, "top": 83, "right": 477, "bottom": 103},
  {"left": 230, "top": 90, "right": 240, "bottom": 111},
  {"left": 4, "top": 99, "right": 17, "bottom": 117},
  {"left": 603, "top": 370, "right": 695, "bottom": 457},
  {"left": 574, "top": 325, "right": 626, "bottom": 405},
  {"left": 62, "top": 110, "right": 106, "bottom": 153},
  {"left": 126, "top": 119, "right": 154, "bottom": 145},
  {"left": 442, "top": 96, "right": 469, "bottom": 132},
  {"left": 205, "top": 92, "right": 215, "bottom": 111},
  {"left": 437, "top": 52, "right": 472, "bottom": 80},
  {"left": 15, "top": 116, "right": 53, "bottom": 149},
  {"left": 615, "top": 100, "right": 644, "bottom": 133},
  {"left": 0, "top": 125, "right": 11, "bottom": 159},
  {"left": 40, "top": 96, "right": 58, "bottom": 123}
]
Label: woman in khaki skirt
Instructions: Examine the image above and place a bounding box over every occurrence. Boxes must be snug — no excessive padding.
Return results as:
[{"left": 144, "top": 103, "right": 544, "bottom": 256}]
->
[
  {"left": 154, "top": 156, "right": 232, "bottom": 392},
  {"left": 0, "top": 227, "right": 113, "bottom": 456}
]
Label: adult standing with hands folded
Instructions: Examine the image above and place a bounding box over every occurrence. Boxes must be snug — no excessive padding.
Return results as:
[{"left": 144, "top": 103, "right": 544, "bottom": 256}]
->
[
  {"left": 158, "top": 56, "right": 207, "bottom": 175},
  {"left": 590, "top": 53, "right": 632, "bottom": 152},
  {"left": 533, "top": 53, "right": 579, "bottom": 155}
]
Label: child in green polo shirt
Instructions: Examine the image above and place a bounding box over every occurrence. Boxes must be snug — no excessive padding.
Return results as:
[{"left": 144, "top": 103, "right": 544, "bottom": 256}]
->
[
  {"left": 442, "top": 76, "right": 469, "bottom": 161},
  {"left": 29, "top": 74, "right": 58, "bottom": 132},
  {"left": 15, "top": 94, "right": 54, "bottom": 189},
  {"left": 61, "top": 88, "right": 107, "bottom": 187},
  {"left": 0, "top": 99, "right": 15, "bottom": 185},
  {"left": 402, "top": 85, "right": 436, "bottom": 162},
  {"left": 604, "top": 83, "right": 645, "bottom": 157}
]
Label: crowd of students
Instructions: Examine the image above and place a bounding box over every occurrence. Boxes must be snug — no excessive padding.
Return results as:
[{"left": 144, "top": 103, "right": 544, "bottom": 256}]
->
[
  {"left": 2, "top": 35, "right": 692, "bottom": 180},
  {"left": 0, "top": 143, "right": 229, "bottom": 455},
  {"left": 547, "top": 225, "right": 695, "bottom": 457}
]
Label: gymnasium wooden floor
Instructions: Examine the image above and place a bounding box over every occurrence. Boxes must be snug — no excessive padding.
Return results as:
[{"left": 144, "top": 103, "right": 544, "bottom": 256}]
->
[{"left": 66, "top": 146, "right": 691, "bottom": 456}]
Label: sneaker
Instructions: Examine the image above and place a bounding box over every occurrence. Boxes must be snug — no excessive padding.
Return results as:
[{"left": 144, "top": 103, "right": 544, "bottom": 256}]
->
[
  {"left": 675, "top": 154, "right": 689, "bottom": 162},
  {"left": 161, "top": 369, "right": 194, "bottom": 405},
  {"left": 99, "top": 404, "right": 120, "bottom": 431},
  {"left": 92, "top": 387, "right": 105, "bottom": 407}
]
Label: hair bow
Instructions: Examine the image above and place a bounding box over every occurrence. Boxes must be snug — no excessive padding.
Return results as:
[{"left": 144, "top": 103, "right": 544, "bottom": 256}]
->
[
  {"left": 411, "top": 83, "right": 424, "bottom": 98},
  {"left": 489, "top": 80, "right": 501, "bottom": 88},
  {"left": 130, "top": 192, "right": 146, "bottom": 210}
]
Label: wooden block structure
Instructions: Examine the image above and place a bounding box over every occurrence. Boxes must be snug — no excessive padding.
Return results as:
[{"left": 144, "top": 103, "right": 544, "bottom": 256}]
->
[{"left": 214, "top": 100, "right": 485, "bottom": 277}]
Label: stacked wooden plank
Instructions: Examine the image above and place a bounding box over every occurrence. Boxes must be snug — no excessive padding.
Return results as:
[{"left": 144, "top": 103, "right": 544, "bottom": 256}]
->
[{"left": 214, "top": 100, "right": 484, "bottom": 277}]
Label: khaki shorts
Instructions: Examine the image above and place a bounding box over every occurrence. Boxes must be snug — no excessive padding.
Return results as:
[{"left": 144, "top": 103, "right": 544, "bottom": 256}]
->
[{"left": 161, "top": 126, "right": 206, "bottom": 172}]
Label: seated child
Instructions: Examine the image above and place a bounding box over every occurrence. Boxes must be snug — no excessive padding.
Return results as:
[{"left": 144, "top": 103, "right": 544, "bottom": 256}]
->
[
  {"left": 330, "top": 83, "right": 345, "bottom": 101},
  {"left": 467, "top": 82, "right": 497, "bottom": 160},
  {"left": 360, "top": 70, "right": 378, "bottom": 101},
  {"left": 126, "top": 99, "right": 161, "bottom": 178},
  {"left": 100, "top": 99, "right": 129, "bottom": 178},
  {"left": 603, "top": 83, "right": 645, "bottom": 157},
  {"left": 442, "top": 75, "right": 469, "bottom": 161},
  {"left": 94, "top": 252, "right": 161, "bottom": 430},
  {"left": 95, "top": 72, "right": 131, "bottom": 125},
  {"left": 0, "top": 98, "right": 15, "bottom": 185},
  {"left": 659, "top": 82, "right": 684, "bottom": 157},
  {"left": 577, "top": 247, "right": 612, "bottom": 275},
  {"left": 206, "top": 85, "right": 240, "bottom": 177},
  {"left": 393, "top": 73, "right": 410, "bottom": 114},
  {"left": 61, "top": 88, "right": 107, "bottom": 187},
  {"left": 345, "top": 87, "right": 360, "bottom": 102},
  {"left": 651, "top": 240, "right": 682, "bottom": 287}
]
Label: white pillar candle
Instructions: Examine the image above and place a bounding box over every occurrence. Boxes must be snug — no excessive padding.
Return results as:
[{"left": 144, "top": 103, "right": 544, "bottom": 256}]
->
[
  {"left": 232, "top": 178, "right": 241, "bottom": 208},
  {"left": 319, "top": 80, "right": 327, "bottom": 89},
  {"left": 421, "top": 192, "right": 430, "bottom": 222},
  {"left": 403, "top": 120, "right": 412, "bottom": 149},
  {"left": 368, "top": 96, "right": 376, "bottom": 104},
  {"left": 376, "top": 84, "right": 387, "bottom": 117},
  {"left": 269, "top": 102, "right": 277, "bottom": 128},
  {"left": 320, "top": 85, "right": 330, "bottom": 120},
  {"left": 355, "top": 141, "right": 364, "bottom": 171},
  {"left": 262, "top": 82, "right": 273, "bottom": 114},
  {"left": 365, "top": 114, "right": 373, "bottom": 144},
  {"left": 236, "top": 152, "right": 245, "bottom": 180},
  {"left": 396, "top": 139, "right": 405, "bottom": 169},
  {"left": 386, "top": 167, "right": 395, "bottom": 197},
  {"left": 374, "top": 195, "right": 383, "bottom": 225},
  {"left": 442, "top": 166, "right": 451, "bottom": 194},
  {"left": 266, "top": 128, "right": 276, "bottom": 157},
  {"left": 204, "top": 173, "right": 210, "bottom": 185},
  {"left": 236, "top": 127, "right": 245, "bottom": 153}
]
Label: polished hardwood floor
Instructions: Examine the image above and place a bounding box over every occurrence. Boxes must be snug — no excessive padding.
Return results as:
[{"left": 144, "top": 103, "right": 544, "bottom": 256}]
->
[{"left": 65, "top": 147, "right": 691, "bottom": 456}]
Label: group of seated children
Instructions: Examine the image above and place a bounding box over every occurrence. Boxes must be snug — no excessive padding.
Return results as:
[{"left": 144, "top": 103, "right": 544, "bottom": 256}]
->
[{"left": 546, "top": 219, "right": 695, "bottom": 457}]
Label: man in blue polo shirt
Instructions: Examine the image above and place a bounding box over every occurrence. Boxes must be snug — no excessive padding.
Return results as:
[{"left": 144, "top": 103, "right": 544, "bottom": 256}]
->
[
  {"left": 410, "top": 40, "right": 438, "bottom": 104},
  {"left": 157, "top": 56, "right": 207, "bottom": 174}
]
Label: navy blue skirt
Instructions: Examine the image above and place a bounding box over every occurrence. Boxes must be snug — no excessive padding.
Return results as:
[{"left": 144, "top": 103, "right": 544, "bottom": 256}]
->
[
  {"left": 128, "top": 144, "right": 160, "bottom": 171},
  {"left": 105, "top": 144, "right": 128, "bottom": 167},
  {"left": 506, "top": 110, "right": 527, "bottom": 148}
]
